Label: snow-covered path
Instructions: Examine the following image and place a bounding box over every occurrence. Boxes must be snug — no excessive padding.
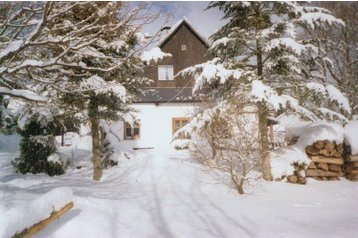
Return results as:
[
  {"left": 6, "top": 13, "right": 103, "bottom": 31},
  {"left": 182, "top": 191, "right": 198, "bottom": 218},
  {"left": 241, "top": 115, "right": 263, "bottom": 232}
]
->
[{"left": 1, "top": 149, "right": 358, "bottom": 238}]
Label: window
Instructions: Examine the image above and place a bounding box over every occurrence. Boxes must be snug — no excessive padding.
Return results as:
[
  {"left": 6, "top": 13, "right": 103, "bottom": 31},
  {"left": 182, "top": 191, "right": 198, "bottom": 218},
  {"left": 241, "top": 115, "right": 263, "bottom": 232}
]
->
[
  {"left": 172, "top": 117, "right": 191, "bottom": 139},
  {"left": 124, "top": 121, "right": 140, "bottom": 140},
  {"left": 181, "top": 44, "right": 187, "bottom": 51},
  {"left": 158, "top": 65, "right": 174, "bottom": 81}
]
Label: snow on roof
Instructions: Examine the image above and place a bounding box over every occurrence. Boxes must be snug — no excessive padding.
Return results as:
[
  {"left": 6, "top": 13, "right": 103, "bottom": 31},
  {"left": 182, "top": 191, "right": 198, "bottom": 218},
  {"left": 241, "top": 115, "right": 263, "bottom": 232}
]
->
[{"left": 156, "top": 17, "right": 210, "bottom": 48}]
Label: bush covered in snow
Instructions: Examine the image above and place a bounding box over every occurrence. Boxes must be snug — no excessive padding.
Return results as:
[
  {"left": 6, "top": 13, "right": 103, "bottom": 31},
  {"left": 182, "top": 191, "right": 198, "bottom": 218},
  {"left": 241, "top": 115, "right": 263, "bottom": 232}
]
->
[{"left": 13, "top": 115, "right": 65, "bottom": 176}]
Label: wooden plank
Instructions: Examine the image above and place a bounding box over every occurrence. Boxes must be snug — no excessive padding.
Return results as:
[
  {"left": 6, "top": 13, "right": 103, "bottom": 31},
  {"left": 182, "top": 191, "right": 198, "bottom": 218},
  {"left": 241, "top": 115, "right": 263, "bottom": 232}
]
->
[
  {"left": 329, "top": 164, "right": 342, "bottom": 173},
  {"left": 306, "top": 169, "right": 344, "bottom": 177},
  {"left": 15, "top": 202, "right": 74, "bottom": 238},
  {"left": 132, "top": 147, "right": 154, "bottom": 150},
  {"left": 346, "top": 161, "right": 358, "bottom": 167},
  {"left": 310, "top": 156, "right": 344, "bottom": 165},
  {"left": 345, "top": 174, "right": 358, "bottom": 181},
  {"left": 348, "top": 155, "right": 358, "bottom": 162},
  {"left": 345, "top": 165, "right": 358, "bottom": 174}
]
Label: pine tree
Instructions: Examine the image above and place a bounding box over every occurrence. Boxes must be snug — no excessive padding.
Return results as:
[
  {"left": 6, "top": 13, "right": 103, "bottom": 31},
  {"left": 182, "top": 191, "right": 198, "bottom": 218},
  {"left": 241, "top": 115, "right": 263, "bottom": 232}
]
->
[
  {"left": 311, "top": 2, "right": 358, "bottom": 118},
  {"left": 181, "top": 2, "right": 347, "bottom": 180}
]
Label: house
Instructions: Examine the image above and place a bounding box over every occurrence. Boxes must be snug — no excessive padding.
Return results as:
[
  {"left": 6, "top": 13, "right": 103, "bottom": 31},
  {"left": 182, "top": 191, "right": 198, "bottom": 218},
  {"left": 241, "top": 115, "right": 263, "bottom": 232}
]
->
[{"left": 119, "top": 18, "right": 212, "bottom": 149}]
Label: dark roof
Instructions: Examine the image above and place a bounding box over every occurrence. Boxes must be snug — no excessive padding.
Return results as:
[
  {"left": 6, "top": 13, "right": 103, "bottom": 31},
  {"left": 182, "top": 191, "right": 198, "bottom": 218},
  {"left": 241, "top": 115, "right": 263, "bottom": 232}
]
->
[
  {"left": 134, "top": 88, "right": 198, "bottom": 103},
  {"left": 157, "top": 18, "right": 210, "bottom": 49}
]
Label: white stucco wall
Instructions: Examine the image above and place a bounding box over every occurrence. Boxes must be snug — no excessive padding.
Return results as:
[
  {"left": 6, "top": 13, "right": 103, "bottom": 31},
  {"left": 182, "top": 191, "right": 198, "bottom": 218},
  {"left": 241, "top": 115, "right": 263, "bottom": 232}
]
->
[{"left": 117, "top": 103, "right": 195, "bottom": 149}]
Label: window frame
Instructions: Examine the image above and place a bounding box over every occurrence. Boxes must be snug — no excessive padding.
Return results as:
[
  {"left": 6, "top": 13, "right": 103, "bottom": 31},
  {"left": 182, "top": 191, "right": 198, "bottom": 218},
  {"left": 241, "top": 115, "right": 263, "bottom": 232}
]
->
[
  {"left": 124, "top": 121, "right": 141, "bottom": 140},
  {"left": 158, "top": 65, "right": 174, "bottom": 81},
  {"left": 172, "top": 117, "right": 191, "bottom": 139}
]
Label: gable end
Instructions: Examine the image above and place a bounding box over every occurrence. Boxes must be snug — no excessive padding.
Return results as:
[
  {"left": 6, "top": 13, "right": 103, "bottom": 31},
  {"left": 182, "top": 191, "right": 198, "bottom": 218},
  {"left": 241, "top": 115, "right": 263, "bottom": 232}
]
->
[{"left": 158, "top": 19, "right": 209, "bottom": 49}]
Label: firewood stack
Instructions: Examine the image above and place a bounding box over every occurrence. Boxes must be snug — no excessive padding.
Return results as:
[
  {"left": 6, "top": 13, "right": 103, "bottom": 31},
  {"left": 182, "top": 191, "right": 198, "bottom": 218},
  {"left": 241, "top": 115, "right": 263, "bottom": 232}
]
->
[
  {"left": 305, "top": 140, "right": 344, "bottom": 181},
  {"left": 345, "top": 153, "right": 358, "bottom": 181},
  {"left": 286, "top": 162, "right": 306, "bottom": 184}
]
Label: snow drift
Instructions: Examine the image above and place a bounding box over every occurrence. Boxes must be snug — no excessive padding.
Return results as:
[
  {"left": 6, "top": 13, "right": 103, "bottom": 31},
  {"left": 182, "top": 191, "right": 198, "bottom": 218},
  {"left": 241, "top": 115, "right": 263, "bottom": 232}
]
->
[
  {"left": 344, "top": 120, "right": 358, "bottom": 155},
  {"left": 0, "top": 187, "right": 73, "bottom": 237}
]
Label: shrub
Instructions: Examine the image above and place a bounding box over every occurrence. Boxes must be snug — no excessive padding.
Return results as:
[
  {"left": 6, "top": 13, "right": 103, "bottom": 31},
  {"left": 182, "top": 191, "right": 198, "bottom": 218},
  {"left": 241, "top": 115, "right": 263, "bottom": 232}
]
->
[{"left": 13, "top": 114, "right": 65, "bottom": 176}]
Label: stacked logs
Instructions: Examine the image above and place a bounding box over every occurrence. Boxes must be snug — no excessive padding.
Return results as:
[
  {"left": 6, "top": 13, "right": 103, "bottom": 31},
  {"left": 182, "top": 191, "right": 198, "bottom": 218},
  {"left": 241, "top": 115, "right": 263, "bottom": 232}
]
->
[
  {"left": 345, "top": 154, "right": 358, "bottom": 181},
  {"left": 305, "top": 140, "right": 344, "bottom": 181},
  {"left": 286, "top": 162, "right": 306, "bottom": 184}
]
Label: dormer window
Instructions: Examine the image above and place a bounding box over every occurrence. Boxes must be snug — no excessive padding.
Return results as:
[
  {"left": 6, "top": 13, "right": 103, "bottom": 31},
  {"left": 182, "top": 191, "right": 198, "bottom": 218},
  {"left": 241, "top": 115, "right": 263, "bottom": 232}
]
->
[
  {"left": 181, "top": 44, "right": 187, "bottom": 51},
  {"left": 158, "top": 65, "right": 174, "bottom": 81}
]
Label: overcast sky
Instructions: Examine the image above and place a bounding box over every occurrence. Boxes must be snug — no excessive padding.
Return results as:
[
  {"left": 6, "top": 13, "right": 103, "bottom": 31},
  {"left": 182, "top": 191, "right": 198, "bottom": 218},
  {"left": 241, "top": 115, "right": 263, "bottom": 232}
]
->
[{"left": 139, "top": 1, "right": 227, "bottom": 41}]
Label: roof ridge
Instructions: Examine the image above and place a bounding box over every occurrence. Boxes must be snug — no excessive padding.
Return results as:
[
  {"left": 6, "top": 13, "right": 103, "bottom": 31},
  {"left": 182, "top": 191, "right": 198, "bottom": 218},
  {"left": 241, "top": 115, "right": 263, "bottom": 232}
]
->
[{"left": 156, "top": 17, "right": 209, "bottom": 48}]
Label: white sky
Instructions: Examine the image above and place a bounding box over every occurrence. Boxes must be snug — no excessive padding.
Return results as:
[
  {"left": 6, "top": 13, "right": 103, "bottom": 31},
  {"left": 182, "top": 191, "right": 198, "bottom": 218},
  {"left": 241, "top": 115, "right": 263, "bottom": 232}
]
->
[{"left": 138, "top": 1, "right": 227, "bottom": 41}]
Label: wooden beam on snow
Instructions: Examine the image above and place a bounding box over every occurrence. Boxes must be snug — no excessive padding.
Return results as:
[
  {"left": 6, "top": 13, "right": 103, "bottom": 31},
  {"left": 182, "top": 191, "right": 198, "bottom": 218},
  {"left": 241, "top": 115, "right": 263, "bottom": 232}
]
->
[{"left": 14, "top": 202, "right": 74, "bottom": 238}]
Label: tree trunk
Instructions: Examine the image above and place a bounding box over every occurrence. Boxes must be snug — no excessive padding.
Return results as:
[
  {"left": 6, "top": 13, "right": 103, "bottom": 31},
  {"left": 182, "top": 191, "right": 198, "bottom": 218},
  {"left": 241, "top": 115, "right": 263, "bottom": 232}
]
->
[
  {"left": 255, "top": 23, "right": 272, "bottom": 181},
  {"left": 237, "top": 179, "right": 245, "bottom": 195},
  {"left": 60, "top": 120, "right": 65, "bottom": 146},
  {"left": 90, "top": 118, "right": 102, "bottom": 181},
  {"left": 61, "top": 132, "right": 64, "bottom": 147},
  {"left": 258, "top": 103, "right": 272, "bottom": 180}
]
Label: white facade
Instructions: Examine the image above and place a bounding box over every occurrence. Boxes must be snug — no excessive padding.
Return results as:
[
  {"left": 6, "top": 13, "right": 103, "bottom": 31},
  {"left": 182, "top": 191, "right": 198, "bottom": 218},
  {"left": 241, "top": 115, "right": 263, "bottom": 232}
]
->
[{"left": 117, "top": 103, "right": 195, "bottom": 149}]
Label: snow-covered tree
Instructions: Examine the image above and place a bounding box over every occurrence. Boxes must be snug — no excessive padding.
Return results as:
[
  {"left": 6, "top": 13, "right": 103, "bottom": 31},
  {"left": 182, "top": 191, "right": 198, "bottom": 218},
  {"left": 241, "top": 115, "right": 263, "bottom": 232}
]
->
[
  {"left": 180, "top": 2, "right": 347, "bottom": 180},
  {"left": 307, "top": 2, "right": 358, "bottom": 118},
  {"left": 0, "top": 2, "right": 168, "bottom": 180}
]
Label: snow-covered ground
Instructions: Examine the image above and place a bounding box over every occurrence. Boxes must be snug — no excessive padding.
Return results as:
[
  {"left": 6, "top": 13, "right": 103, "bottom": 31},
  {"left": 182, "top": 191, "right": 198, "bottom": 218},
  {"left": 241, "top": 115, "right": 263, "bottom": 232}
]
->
[{"left": 1, "top": 148, "right": 358, "bottom": 238}]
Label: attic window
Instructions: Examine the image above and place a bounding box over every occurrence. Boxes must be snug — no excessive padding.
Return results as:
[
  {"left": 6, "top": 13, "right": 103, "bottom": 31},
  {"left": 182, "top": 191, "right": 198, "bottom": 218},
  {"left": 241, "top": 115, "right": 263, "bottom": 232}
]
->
[
  {"left": 181, "top": 44, "right": 187, "bottom": 51},
  {"left": 158, "top": 65, "right": 174, "bottom": 81}
]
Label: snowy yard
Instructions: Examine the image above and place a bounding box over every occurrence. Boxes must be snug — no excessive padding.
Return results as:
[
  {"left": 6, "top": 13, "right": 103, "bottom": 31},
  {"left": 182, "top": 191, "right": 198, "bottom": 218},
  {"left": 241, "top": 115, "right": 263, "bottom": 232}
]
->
[{"left": 1, "top": 149, "right": 358, "bottom": 238}]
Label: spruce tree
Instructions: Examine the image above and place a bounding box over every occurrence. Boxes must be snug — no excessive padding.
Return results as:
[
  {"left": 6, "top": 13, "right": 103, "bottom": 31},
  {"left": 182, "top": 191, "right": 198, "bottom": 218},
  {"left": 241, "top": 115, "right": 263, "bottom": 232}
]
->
[{"left": 182, "top": 2, "right": 347, "bottom": 180}]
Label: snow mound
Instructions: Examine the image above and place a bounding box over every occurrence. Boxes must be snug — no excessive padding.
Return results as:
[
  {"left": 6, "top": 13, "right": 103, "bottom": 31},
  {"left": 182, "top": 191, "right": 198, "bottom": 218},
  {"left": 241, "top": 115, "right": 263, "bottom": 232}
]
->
[
  {"left": 0, "top": 134, "right": 21, "bottom": 152},
  {"left": 287, "top": 122, "right": 344, "bottom": 149},
  {"left": 171, "top": 139, "right": 191, "bottom": 150},
  {"left": 344, "top": 120, "right": 358, "bottom": 155},
  {"left": 271, "top": 146, "right": 308, "bottom": 179},
  {"left": 0, "top": 187, "right": 73, "bottom": 238}
]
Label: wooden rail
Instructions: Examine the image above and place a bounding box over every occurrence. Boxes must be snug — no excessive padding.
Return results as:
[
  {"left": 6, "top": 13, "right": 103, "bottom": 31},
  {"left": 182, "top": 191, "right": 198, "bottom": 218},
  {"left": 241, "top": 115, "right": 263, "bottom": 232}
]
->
[{"left": 13, "top": 202, "right": 74, "bottom": 238}]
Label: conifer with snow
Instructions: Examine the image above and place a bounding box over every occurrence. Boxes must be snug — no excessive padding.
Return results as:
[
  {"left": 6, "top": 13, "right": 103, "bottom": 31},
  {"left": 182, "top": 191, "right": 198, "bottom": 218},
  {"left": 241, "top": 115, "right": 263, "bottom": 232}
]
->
[{"left": 181, "top": 2, "right": 348, "bottom": 180}]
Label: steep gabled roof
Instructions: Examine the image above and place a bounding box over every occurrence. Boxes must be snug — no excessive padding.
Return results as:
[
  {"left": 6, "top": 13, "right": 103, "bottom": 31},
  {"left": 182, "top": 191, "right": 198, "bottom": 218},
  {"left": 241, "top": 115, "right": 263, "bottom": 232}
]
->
[{"left": 157, "top": 17, "right": 210, "bottom": 49}]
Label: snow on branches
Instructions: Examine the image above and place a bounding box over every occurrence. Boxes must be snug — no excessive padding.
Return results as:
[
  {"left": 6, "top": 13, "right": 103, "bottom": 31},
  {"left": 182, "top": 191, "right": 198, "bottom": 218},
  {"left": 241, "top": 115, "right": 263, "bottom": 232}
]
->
[
  {"left": 201, "top": 1, "right": 352, "bottom": 122},
  {"left": 251, "top": 80, "right": 317, "bottom": 120},
  {"left": 305, "top": 82, "right": 351, "bottom": 115},
  {"left": 179, "top": 58, "right": 242, "bottom": 92},
  {"left": 0, "top": 2, "right": 158, "bottom": 102},
  {"left": 79, "top": 75, "right": 126, "bottom": 99},
  {"left": 141, "top": 47, "right": 171, "bottom": 64}
]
